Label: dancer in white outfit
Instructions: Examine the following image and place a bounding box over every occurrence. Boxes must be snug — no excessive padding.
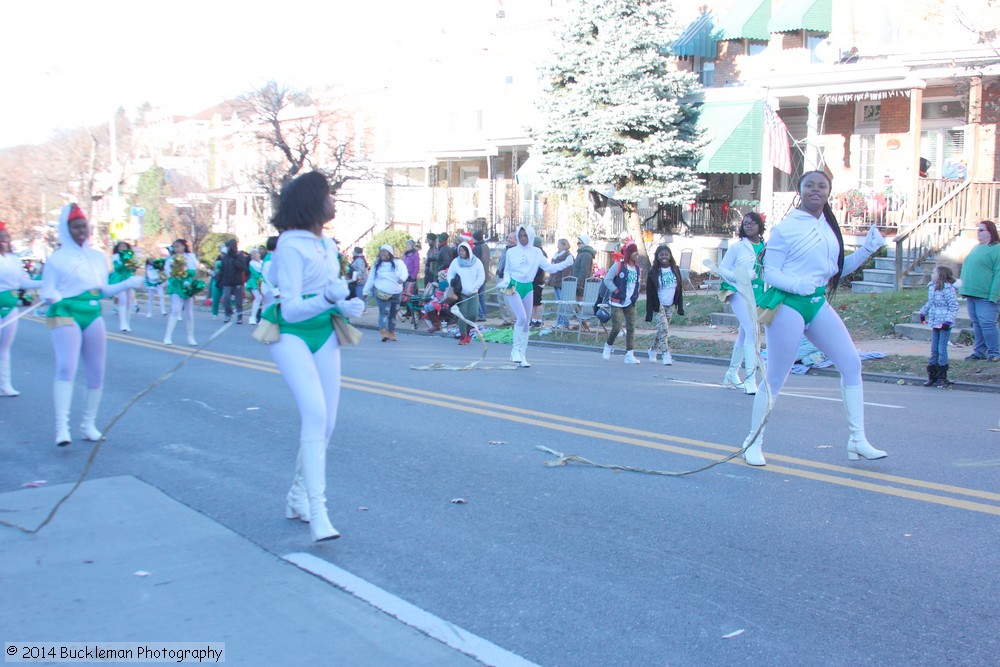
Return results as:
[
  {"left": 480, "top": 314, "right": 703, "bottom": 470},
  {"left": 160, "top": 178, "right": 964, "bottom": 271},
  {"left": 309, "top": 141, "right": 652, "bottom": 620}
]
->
[
  {"left": 263, "top": 171, "right": 366, "bottom": 542},
  {"left": 162, "top": 239, "right": 203, "bottom": 346},
  {"left": 496, "top": 225, "right": 572, "bottom": 367},
  {"left": 40, "top": 204, "right": 144, "bottom": 446},
  {"left": 717, "top": 212, "right": 766, "bottom": 395},
  {"left": 742, "top": 171, "right": 887, "bottom": 466},
  {"left": 0, "top": 221, "right": 39, "bottom": 397},
  {"left": 144, "top": 258, "right": 167, "bottom": 317}
]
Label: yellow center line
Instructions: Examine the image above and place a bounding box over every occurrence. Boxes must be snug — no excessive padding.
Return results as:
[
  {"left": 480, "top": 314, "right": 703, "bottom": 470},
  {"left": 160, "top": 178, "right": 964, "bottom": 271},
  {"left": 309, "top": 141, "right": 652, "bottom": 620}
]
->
[{"left": 102, "top": 331, "right": 1000, "bottom": 516}]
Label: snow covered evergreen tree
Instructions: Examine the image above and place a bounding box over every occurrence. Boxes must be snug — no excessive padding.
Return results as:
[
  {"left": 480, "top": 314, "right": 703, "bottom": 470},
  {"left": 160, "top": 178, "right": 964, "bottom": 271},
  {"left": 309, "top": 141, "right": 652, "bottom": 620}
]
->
[{"left": 531, "top": 0, "right": 705, "bottom": 258}]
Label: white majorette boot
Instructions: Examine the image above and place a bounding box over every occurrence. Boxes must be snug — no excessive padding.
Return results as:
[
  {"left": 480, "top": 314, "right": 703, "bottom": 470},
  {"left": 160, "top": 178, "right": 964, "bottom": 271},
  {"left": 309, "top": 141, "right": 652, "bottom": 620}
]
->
[
  {"left": 0, "top": 357, "right": 19, "bottom": 396},
  {"left": 624, "top": 350, "right": 640, "bottom": 364},
  {"left": 742, "top": 387, "right": 772, "bottom": 466},
  {"left": 842, "top": 384, "right": 887, "bottom": 461},
  {"left": 518, "top": 327, "right": 531, "bottom": 367},
  {"left": 185, "top": 316, "right": 197, "bottom": 346},
  {"left": 285, "top": 448, "right": 310, "bottom": 522},
  {"left": 742, "top": 370, "right": 757, "bottom": 395},
  {"left": 163, "top": 316, "right": 178, "bottom": 345},
  {"left": 80, "top": 387, "right": 103, "bottom": 442},
  {"left": 723, "top": 345, "right": 743, "bottom": 387},
  {"left": 647, "top": 347, "right": 657, "bottom": 362},
  {"left": 602, "top": 343, "right": 613, "bottom": 361},
  {"left": 510, "top": 328, "right": 523, "bottom": 364},
  {"left": 299, "top": 436, "right": 340, "bottom": 542},
  {"left": 54, "top": 380, "right": 74, "bottom": 446}
]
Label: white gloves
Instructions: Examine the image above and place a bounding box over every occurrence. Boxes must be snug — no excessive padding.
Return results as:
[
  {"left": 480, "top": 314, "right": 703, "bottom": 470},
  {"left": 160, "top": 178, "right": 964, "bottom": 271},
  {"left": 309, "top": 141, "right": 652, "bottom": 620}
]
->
[
  {"left": 42, "top": 291, "right": 62, "bottom": 304},
  {"left": 337, "top": 298, "right": 366, "bottom": 319},
  {"left": 792, "top": 279, "right": 818, "bottom": 296},
  {"left": 863, "top": 225, "right": 885, "bottom": 253},
  {"left": 126, "top": 275, "right": 145, "bottom": 290},
  {"left": 323, "top": 280, "right": 350, "bottom": 305}
]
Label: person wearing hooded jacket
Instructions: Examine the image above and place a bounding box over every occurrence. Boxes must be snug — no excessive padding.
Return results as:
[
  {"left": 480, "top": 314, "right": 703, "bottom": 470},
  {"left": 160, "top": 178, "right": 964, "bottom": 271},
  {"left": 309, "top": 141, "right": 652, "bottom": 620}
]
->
[
  {"left": 644, "top": 244, "right": 685, "bottom": 366},
  {"left": 362, "top": 244, "right": 407, "bottom": 341},
  {"left": 0, "top": 220, "right": 40, "bottom": 397},
  {"left": 497, "top": 224, "right": 572, "bottom": 367},
  {"left": 572, "top": 234, "right": 596, "bottom": 297},
  {"left": 602, "top": 239, "right": 643, "bottom": 364},
  {"left": 446, "top": 241, "right": 485, "bottom": 344},
  {"left": 40, "top": 204, "right": 144, "bottom": 446}
]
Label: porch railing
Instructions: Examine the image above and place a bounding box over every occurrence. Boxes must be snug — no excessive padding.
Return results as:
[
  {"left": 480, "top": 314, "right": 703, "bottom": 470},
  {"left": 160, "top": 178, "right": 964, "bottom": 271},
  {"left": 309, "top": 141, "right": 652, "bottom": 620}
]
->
[{"left": 892, "top": 180, "right": 971, "bottom": 289}]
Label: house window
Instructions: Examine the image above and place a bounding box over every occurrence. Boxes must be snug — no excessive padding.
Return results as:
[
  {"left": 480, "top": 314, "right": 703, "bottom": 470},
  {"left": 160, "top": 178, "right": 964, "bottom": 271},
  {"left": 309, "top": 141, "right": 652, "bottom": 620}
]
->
[
  {"left": 807, "top": 34, "right": 828, "bottom": 63},
  {"left": 855, "top": 102, "right": 881, "bottom": 132},
  {"left": 700, "top": 61, "right": 715, "bottom": 87},
  {"left": 920, "top": 129, "right": 966, "bottom": 179},
  {"left": 747, "top": 41, "right": 767, "bottom": 56},
  {"left": 858, "top": 135, "right": 876, "bottom": 188},
  {"left": 460, "top": 167, "right": 479, "bottom": 187}
]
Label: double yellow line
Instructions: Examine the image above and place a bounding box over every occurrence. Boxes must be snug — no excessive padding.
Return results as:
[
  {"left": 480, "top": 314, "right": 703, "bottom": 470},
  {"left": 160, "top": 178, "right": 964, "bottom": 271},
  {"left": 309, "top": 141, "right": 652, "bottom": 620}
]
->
[{"left": 108, "top": 331, "right": 1000, "bottom": 518}]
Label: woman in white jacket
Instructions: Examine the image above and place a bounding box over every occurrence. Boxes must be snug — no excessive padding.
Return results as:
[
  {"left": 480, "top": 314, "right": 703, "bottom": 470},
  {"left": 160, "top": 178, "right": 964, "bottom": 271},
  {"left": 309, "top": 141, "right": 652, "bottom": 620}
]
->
[
  {"left": 497, "top": 225, "right": 572, "bottom": 367},
  {"left": 446, "top": 241, "right": 485, "bottom": 345},
  {"left": 717, "top": 212, "right": 766, "bottom": 395},
  {"left": 264, "top": 171, "right": 365, "bottom": 542},
  {"left": 0, "top": 221, "right": 39, "bottom": 396},
  {"left": 40, "top": 204, "right": 144, "bottom": 446},
  {"left": 362, "top": 244, "right": 407, "bottom": 342},
  {"left": 742, "top": 171, "right": 887, "bottom": 467}
]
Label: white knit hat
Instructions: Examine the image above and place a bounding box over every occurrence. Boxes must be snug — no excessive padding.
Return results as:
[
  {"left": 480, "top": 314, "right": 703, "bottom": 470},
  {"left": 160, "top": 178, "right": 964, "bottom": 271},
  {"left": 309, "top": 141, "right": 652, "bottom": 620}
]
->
[
  {"left": 578, "top": 234, "right": 590, "bottom": 245},
  {"left": 379, "top": 244, "right": 394, "bottom": 255}
]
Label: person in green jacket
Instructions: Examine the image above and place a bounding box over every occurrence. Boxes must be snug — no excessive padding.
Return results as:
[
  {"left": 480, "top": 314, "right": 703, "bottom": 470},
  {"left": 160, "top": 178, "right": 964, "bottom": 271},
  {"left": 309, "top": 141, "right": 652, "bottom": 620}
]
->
[{"left": 959, "top": 219, "right": 1000, "bottom": 361}]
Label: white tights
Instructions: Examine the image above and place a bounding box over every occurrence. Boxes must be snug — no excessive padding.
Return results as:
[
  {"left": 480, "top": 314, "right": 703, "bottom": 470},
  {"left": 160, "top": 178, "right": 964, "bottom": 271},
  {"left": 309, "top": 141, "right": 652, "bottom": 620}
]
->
[
  {"left": 505, "top": 291, "right": 532, "bottom": 337},
  {"left": 0, "top": 309, "right": 17, "bottom": 362},
  {"left": 269, "top": 334, "right": 342, "bottom": 443},
  {"left": 763, "top": 302, "right": 862, "bottom": 397},
  {"left": 51, "top": 320, "right": 106, "bottom": 389},
  {"left": 729, "top": 293, "right": 759, "bottom": 378}
]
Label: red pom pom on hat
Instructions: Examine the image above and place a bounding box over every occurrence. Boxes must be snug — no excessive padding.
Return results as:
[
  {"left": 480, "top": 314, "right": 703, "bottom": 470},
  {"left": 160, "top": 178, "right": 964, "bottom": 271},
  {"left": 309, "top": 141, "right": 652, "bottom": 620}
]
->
[
  {"left": 0, "top": 219, "right": 7, "bottom": 231},
  {"left": 67, "top": 204, "right": 86, "bottom": 223}
]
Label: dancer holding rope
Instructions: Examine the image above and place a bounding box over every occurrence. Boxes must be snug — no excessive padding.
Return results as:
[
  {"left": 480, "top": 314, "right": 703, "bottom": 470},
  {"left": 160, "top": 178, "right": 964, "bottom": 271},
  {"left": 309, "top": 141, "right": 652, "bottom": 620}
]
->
[
  {"left": 742, "top": 171, "right": 887, "bottom": 467},
  {"left": 446, "top": 240, "right": 485, "bottom": 345},
  {"left": 498, "top": 224, "right": 572, "bottom": 368},
  {"left": 717, "top": 212, "right": 766, "bottom": 394},
  {"left": 263, "top": 170, "right": 365, "bottom": 542},
  {"left": 0, "top": 220, "right": 40, "bottom": 397},
  {"left": 40, "top": 204, "right": 144, "bottom": 446}
]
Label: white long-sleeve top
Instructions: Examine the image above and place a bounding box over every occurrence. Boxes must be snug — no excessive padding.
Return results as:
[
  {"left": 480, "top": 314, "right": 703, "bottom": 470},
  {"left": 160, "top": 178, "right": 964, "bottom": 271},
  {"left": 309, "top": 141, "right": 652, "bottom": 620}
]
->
[
  {"left": 499, "top": 224, "right": 573, "bottom": 285},
  {"left": 271, "top": 230, "right": 345, "bottom": 323},
  {"left": 764, "top": 208, "right": 874, "bottom": 295},
  {"left": 717, "top": 238, "right": 760, "bottom": 286},
  {"left": 362, "top": 257, "right": 407, "bottom": 296},
  {"left": 446, "top": 242, "right": 485, "bottom": 296},
  {"left": 0, "top": 253, "right": 38, "bottom": 292}
]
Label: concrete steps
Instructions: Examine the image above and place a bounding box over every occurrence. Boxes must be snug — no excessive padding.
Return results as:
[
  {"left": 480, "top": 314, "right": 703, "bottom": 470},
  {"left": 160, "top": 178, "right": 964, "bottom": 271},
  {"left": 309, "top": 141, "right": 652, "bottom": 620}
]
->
[{"left": 850, "top": 255, "right": 931, "bottom": 293}]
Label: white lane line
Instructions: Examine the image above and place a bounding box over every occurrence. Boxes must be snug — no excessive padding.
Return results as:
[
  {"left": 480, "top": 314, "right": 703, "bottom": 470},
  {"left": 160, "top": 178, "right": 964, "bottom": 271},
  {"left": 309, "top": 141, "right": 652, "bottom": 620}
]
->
[
  {"left": 667, "top": 379, "right": 904, "bottom": 409},
  {"left": 284, "top": 552, "right": 540, "bottom": 667}
]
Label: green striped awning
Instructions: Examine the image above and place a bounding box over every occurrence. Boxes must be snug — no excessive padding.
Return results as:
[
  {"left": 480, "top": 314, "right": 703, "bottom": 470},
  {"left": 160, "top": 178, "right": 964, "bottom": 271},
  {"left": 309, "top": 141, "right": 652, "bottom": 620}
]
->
[
  {"left": 696, "top": 100, "right": 763, "bottom": 174},
  {"left": 768, "top": 0, "right": 832, "bottom": 33},
  {"left": 673, "top": 13, "right": 718, "bottom": 58},
  {"left": 717, "top": 0, "right": 771, "bottom": 41}
]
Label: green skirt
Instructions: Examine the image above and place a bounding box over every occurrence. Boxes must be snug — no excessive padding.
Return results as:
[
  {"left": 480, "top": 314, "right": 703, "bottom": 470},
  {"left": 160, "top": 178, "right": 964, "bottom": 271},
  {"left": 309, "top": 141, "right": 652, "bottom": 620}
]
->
[
  {"left": 46, "top": 290, "right": 103, "bottom": 330},
  {"left": 261, "top": 298, "right": 336, "bottom": 353}
]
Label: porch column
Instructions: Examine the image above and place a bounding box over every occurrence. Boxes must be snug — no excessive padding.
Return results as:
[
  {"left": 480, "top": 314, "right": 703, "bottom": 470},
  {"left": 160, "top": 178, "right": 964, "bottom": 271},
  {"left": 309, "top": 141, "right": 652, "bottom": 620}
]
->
[
  {"left": 908, "top": 87, "right": 923, "bottom": 226},
  {"left": 805, "top": 94, "right": 820, "bottom": 171}
]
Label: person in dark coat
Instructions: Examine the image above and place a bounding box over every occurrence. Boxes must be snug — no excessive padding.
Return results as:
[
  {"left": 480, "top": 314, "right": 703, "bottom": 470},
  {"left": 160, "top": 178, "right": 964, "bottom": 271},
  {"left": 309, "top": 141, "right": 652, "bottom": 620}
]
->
[
  {"left": 472, "top": 230, "right": 491, "bottom": 320},
  {"left": 572, "top": 234, "right": 596, "bottom": 297},
  {"left": 219, "top": 239, "right": 250, "bottom": 323}
]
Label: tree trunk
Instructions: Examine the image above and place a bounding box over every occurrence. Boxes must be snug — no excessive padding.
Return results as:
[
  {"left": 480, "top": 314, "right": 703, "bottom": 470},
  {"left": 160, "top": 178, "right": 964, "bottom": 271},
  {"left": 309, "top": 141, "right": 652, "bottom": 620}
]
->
[{"left": 622, "top": 202, "right": 651, "bottom": 276}]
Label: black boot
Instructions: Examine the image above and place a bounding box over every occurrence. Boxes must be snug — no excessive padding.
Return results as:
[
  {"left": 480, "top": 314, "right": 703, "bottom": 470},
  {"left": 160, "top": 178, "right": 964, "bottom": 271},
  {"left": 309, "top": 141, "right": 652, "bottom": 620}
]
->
[
  {"left": 936, "top": 364, "right": 952, "bottom": 386},
  {"left": 923, "top": 363, "right": 938, "bottom": 387}
]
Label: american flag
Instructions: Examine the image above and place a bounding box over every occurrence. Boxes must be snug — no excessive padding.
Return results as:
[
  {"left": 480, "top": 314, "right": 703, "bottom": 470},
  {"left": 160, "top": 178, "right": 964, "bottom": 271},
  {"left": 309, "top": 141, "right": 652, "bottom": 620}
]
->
[{"left": 764, "top": 103, "right": 793, "bottom": 175}]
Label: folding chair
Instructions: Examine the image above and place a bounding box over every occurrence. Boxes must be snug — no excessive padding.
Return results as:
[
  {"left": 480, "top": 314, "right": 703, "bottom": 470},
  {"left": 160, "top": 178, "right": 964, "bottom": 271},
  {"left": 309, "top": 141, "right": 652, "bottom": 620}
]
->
[
  {"left": 576, "top": 277, "right": 606, "bottom": 342},
  {"left": 678, "top": 248, "right": 696, "bottom": 291}
]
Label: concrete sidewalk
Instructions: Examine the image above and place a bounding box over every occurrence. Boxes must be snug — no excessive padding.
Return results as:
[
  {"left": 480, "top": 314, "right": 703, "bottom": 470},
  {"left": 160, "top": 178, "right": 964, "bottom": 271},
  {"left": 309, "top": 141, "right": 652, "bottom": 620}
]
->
[{"left": 0, "top": 476, "right": 534, "bottom": 666}]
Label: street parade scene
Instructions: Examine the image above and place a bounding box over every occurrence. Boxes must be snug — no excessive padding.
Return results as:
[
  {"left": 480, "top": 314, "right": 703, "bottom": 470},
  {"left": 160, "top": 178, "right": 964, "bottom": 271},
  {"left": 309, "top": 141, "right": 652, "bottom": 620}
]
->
[{"left": 2, "top": 1, "right": 1000, "bottom": 665}]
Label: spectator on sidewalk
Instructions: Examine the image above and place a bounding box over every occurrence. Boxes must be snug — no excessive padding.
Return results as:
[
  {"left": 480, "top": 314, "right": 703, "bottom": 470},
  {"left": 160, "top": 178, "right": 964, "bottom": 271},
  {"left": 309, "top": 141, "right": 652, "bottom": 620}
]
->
[
  {"left": 644, "top": 244, "right": 684, "bottom": 366},
  {"left": 495, "top": 231, "right": 517, "bottom": 324},
  {"left": 601, "top": 239, "right": 642, "bottom": 364},
  {"left": 472, "top": 230, "right": 491, "bottom": 321},
  {"left": 362, "top": 244, "right": 407, "bottom": 342},
  {"left": 572, "top": 234, "right": 596, "bottom": 297},
  {"left": 403, "top": 240, "right": 420, "bottom": 291},
  {"left": 219, "top": 239, "right": 250, "bottom": 324},
  {"left": 546, "top": 238, "right": 574, "bottom": 328},
  {"left": 919, "top": 264, "right": 959, "bottom": 386},
  {"left": 958, "top": 220, "right": 1000, "bottom": 361}
]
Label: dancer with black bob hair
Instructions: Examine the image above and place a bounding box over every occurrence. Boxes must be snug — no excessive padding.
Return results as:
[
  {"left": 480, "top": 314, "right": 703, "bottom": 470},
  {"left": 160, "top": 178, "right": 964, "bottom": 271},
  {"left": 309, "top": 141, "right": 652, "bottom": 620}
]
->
[
  {"left": 742, "top": 171, "right": 887, "bottom": 466},
  {"left": 263, "top": 171, "right": 365, "bottom": 541}
]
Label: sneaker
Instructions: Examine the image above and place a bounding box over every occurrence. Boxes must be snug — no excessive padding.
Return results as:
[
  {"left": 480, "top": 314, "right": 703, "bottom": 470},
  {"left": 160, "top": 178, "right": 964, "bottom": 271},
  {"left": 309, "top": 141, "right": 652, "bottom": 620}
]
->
[
  {"left": 518, "top": 359, "right": 531, "bottom": 368},
  {"left": 602, "top": 344, "right": 612, "bottom": 361},
  {"left": 966, "top": 353, "right": 986, "bottom": 360},
  {"left": 624, "top": 352, "right": 640, "bottom": 364},
  {"left": 647, "top": 348, "right": 657, "bottom": 362},
  {"left": 989, "top": 356, "right": 1000, "bottom": 362},
  {"left": 530, "top": 320, "right": 542, "bottom": 328},
  {"left": 662, "top": 352, "right": 673, "bottom": 366}
]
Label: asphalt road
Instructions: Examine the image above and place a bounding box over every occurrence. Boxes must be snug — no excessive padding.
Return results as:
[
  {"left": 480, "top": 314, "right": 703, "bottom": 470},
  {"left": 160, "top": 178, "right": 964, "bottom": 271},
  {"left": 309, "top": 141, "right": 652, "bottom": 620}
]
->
[{"left": 4, "top": 309, "right": 1000, "bottom": 666}]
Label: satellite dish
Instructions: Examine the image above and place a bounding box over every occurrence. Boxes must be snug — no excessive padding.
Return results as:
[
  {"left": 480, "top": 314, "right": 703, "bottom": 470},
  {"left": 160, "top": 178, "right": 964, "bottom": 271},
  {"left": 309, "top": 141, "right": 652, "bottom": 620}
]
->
[{"left": 814, "top": 37, "right": 840, "bottom": 64}]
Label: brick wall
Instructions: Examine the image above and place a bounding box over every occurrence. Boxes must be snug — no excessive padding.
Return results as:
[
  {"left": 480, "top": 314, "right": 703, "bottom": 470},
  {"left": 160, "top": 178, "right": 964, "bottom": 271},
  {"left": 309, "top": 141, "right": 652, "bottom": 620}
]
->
[
  {"left": 879, "top": 96, "right": 910, "bottom": 133},
  {"left": 715, "top": 41, "right": 742, "bottom": 87},
  {"left": 823, "top": 103, "right": 854, "bottom": 135}
]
